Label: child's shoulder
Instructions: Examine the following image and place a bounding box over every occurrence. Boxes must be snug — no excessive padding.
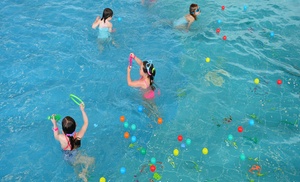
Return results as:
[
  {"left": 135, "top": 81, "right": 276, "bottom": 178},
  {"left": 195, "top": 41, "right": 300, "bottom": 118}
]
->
[{"left": 185, "top": 14, "right": 195, "bottom": 22}]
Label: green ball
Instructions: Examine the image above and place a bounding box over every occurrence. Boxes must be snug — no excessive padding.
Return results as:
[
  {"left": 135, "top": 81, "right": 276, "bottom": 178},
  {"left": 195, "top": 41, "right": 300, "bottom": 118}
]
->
[
  {"left": 124, "top": 122, "right": 129, "bottom": 128},
  {"left": 131, "top": 124, "right": 136, "bottom": 130},
  {"left": 140, "top": 148, "right": 146, "bottom": 155},
  {"left": 150, "top": 157, "right": 156, "bottom": 164},
  {"left": 186, "top": 138, "right": 192, "bottom": 145}
]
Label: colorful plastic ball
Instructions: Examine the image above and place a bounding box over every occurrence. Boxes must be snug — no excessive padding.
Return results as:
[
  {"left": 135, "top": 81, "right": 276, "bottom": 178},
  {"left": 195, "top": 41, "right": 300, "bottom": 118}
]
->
[
  {"left": 138, "top": 105, "right": 143, "bottom": 112},
  {"left": 120, "top": 167, "right": 126, "bottom": 174},
  {"left": 205, "top": 57, "right": 211, "bottom": 63},
  {"left": 223, "top": 35, "right": 227, "bottom": 40},
  {"left": 99, "top": 177, "right": 106, "bottom": 182},
  {"left": 202, "top": 147, "right": 208, "bottom": 155},
  {"left": 217, "top": 19, "right": 222, "bottom": 24},
  {"left": 150, "top": 165, "right": 156, "bottom": 172},
  {"left": 238, "top": 126, "right": 243, "bottom": 133},
  {"left": 243, "top": 5, "right": 248, "bottom": 11},
  {"left": 131, "top": 136, "right": 137, "bottom": 143},
  {"left": 150, "top": 157, "right": 156, "bottom": 164},
  {"left": 277, "top": 79, "right": 282, "bottom": 85},
  {"left": 240, "top": 153, "right": 246, "bottom": 161},
  {"left": 186, "top": 138, "right": 192, "bottom": 145},
  {"left": 131, "top": 124, "right": 136, "bottom": 130},
  {"left": 221, "top": 6, "right": 225, "bottom": 10},
  {"left": 270, "top": 31, "right": 274, "bottom": 37},
  {"left": 140, "top": 148, "right": 146, "bottom": 155},
  {"left": 254, "top": 78, "right": 260, "bottom": 84},
  {"left": 157, "top": 118, "right": 163, "bottom": 124},
  {"left": 124, "top": 132, "right": 130, "bottom": 139},
  {"left": 228, "top": 134, "right": 233, "bottom": 141},
  {"left": 181, "top": 143, "right": 186, "bottom": 148},
  {"left": 120, "top": 116, "right": 125, "bottom": 122},
  {"left": 118, "top": 17, "right": 122, "bottom": 21},
  {"left": 173, "top": 149, "right": 179, "bottom": 156},
  {"left": 177, "top": 135, "right": 183, "bottom": 141},
  {"left": 216, "top": 28, "right": 220, "bottom": 34},
  {"left": 124, "top": 122, "right": 129, "bottom": 128},
  {"left": 249, "top": 119, "right": 255, "bottom": 126}
]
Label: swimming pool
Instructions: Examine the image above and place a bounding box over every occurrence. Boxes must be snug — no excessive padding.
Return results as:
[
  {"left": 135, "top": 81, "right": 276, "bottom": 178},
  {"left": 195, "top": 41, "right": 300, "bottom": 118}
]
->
[{"left": 1, "top": 0, "right": 299, "bottom": 181}]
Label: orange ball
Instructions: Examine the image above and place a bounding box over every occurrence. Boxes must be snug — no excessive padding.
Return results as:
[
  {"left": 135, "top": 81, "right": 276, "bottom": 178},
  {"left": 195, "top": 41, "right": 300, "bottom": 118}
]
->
[
  {"left": 120, "top": 116, "right": 125, "bottom": 122},
  {"left": 157, "top": 118, "right": 163, "bottom": 124},
  {"left": 124, "top": 132, "right": 130, "bottom": 139}
]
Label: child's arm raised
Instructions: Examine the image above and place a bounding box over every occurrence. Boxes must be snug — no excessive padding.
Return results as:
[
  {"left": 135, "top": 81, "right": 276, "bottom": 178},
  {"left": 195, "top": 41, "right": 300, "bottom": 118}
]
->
[
  {"left": 51, "top": 115, "right": 60, "bottom": 141},
  {"left": 130, "top": 53, "right": 143, "bottom": 67},
  {"left": 76, "top": 103, "right": 88, "bottom": 139}
]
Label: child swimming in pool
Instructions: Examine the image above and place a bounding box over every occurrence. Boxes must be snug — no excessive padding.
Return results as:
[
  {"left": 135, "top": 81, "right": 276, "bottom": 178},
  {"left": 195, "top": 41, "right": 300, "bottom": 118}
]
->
[
  {"left": 127, "top": 53, "right": 156, "bottom": 100},
  {"left": 92, "top": 8, "right": 115, "bottom": 52},
  {"left": 50, "top": 103, "right": 94, "bottom": 182},
  {"left": 173, "top": 3, "right": 201, "bottom": 31}
]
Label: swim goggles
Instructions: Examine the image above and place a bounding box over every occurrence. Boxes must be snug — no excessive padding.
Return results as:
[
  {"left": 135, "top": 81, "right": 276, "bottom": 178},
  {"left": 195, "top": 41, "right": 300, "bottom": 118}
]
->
[
  {"left": 146, "top": 60, "right": 155, "bottom": 76},
  {"left": 191, "top": 8, "right": 200, "bottom": 14}
]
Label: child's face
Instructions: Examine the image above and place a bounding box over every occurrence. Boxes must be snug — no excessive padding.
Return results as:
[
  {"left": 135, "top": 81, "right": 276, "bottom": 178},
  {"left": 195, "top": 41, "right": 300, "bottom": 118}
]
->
[
  {"left": 195, "top": 7, "right": 200, "bottom": 15},
  {"left": 140, "top": 66, "right": 147, "bottom": 76}
]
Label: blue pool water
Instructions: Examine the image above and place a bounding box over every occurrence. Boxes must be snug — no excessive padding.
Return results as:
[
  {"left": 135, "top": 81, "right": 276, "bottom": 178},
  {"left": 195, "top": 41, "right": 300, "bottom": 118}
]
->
[{"left": 1, "top": 0, "right": 300, "bottom": 181}]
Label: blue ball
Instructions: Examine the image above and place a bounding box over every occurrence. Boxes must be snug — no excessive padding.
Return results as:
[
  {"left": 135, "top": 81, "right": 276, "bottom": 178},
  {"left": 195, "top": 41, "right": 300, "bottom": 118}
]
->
[
  {"left": 270, "top": 31, "right": 274, "bottom": 37},
  {"left": 120, "top": 167, "right": 126, "bottom": 174},
  {"left": 249, "top": 119, "right": 254, "bottom": 126},
  {"left": 138, "top": 105, "right": 143, "bottom": 112},
  {"left": 243, "top": 5, "right": 248, "bottom": 11},
  {"left": 118, "top": 17, "right": 122, "bottom": 21},
  {"left": 217, "top": 19, "right": 222, "bottom": 24},
  {"left": 181, "top": 143, "right": 186, "bottom": 148},
  {"left": 131, "top": 136, "right": 137, "bottom": 143}
]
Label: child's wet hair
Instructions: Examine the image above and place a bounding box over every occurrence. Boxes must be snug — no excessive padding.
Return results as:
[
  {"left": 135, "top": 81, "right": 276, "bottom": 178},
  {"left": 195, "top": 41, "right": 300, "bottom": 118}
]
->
[
  {"left": 189, "top": 4, "right": 198, "bottom": 20},
  {"left": 101, "top": 8, "right": 113, "bottom": 23},
  {"left": 62, "top": 116, "right": 76, "bottom": 134},
  {"left": 142, "top": 61, "right": 156, "bottom": 90},
  {"left": 62, "top": 116, "right": 81, "bottom": 150}
]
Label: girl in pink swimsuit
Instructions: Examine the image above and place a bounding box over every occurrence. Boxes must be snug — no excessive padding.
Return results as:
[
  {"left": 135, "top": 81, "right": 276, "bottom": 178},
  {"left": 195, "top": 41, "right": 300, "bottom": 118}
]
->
[
  {"left": 127, "top": 53, "right": 156, "bottom": 99},
  {"left": 50, "top": 103, "right": 88, "bottom": 164}
]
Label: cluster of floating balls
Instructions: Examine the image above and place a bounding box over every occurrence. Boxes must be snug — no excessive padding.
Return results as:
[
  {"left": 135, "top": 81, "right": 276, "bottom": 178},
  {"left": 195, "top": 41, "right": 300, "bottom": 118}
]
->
[{"left": 172, "top": 135, "right": 195, "bottom": 157}]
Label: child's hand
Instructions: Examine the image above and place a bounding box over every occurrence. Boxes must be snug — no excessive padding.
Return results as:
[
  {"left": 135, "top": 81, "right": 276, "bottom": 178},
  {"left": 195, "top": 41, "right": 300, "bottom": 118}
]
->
[
  {"left": 50, "top": 114, "right": 57, "bottom": 124},
  {"left": 130, "top": 53, "right": 135, "bottom": 58},
  {"left": 95, "top": 16, "right": 100, "bottom": 21},
  {"left": 127, "top": 66, "right": 132, "bottom": 72},
  {"left": 80, "top": 103, "right": 85, "bottom": 111}
]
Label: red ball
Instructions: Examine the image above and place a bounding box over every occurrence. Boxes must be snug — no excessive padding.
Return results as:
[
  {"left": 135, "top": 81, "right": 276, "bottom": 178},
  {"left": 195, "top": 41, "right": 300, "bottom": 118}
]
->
[
  {"left": 216, "top": 28, "right": 220, "bottom": 33},
  {"left": 221, "top": 6, "right": 225, "bottom": 10},
  {"left": 177, "top": 135, "right": 183, "bottom": 141},
  {"left": 223, "top": 35, "right": 227, "bottom": 40},
  {"left": 150, "top": 165, "right": 156, "bottom": 172},
  {"left": 238, "top": 126, "right": 243, "bottom": 133},
  {"left": 277, "top": 79, "right": 282, "bottom": 85}
]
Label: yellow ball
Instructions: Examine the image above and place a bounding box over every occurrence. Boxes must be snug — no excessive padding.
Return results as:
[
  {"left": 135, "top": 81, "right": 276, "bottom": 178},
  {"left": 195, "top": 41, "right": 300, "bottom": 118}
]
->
[
  {"left": 99, "top": 177, "right": 106, "bottom": 182},
  {"left": 205, "top": 57, "right": 211, "bottom": 62},
  {"left": 254, "top": 78, "right": 260, "bottom": 84},
  {"left": 173, "top": 149, "right": 179, "bottom": 156},
  {"left": 202, "top": 147, "right": 208, "bottom": 155}
]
